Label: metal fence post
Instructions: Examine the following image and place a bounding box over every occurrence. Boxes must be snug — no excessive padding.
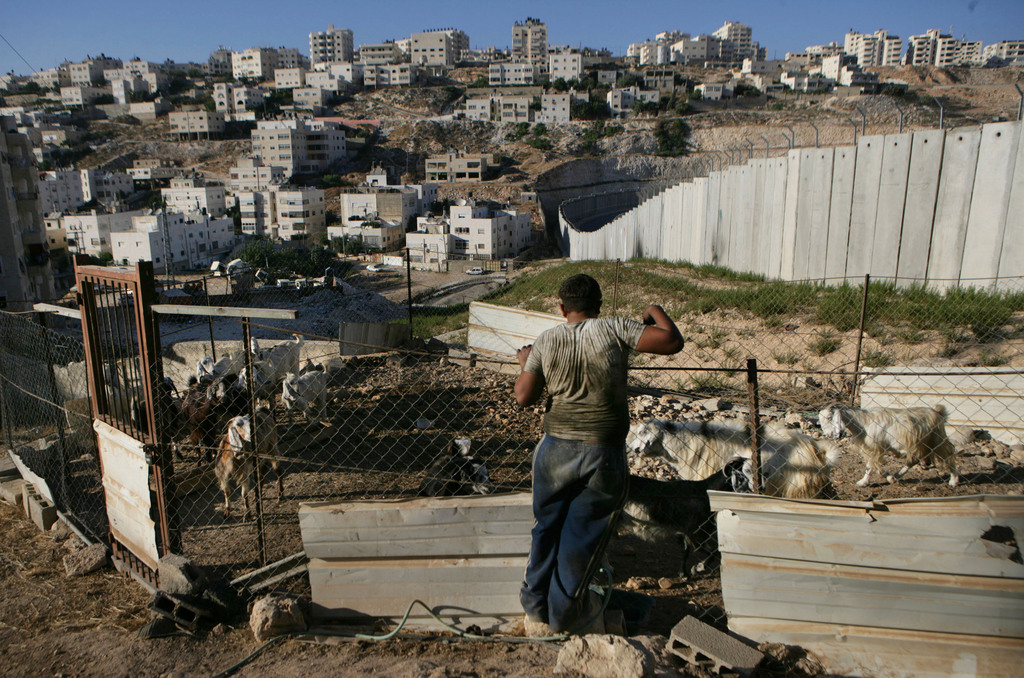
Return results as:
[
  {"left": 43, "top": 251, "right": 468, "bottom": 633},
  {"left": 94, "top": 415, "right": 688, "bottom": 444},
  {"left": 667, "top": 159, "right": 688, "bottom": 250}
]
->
[
  {"left": 612, "top": 259, "right": 621, "bottom": 313},
  {"left": 852, "top": 274, "right": 871, "bottom": 405},
  {"left": 405, "top": 249, "right": 414, "bottom": 330},
  {"left": 38, "top": 312, "right": 70, "bottom": 509},
  {"left": 242, "top": 318, "right": 268, "bottom": 565},
  {"left": 746, "top": 358, "right": 761, "bottom": 495},
  {"left": 0, "top": 329, "right": 14, "bottom": 453},
  {"left": 203, "top": 276, "right": 216, "bottom": 361}
]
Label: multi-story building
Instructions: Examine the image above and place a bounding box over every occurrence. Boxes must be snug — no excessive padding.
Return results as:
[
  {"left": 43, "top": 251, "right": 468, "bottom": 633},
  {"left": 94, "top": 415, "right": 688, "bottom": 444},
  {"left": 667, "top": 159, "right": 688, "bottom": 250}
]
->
[
  {"left": 276, "top": 48, "right": 308, "bottom": 70},
  {"left": 984, "top": 40, "right": 1024, "bottom": 65},
  {"left": 489, "top": 59, "right": 539, "bottom": 86},
  {"left": 843, "top": 30, "right": 903, "bottom": 67},
  {"left": 161, "top": 175, "right": 226, "bottom": 217},
  {"left": 274, "top": 187, "right": 326, "bottom": 240},
  {"left": 358, "top": 42, "right": 404, "bottom": 65},
  {"left": 310, "top": 24, "right": 355, "bottom": 65},
  {"left": 512, "top": 18, "right": 548, "bottom": 64},
  {"left": 236, "top": 190, "right": 273, "bottom": 236},
  {"left": 128, "top": 158, "right": 178, "bottom": 185},
  {"left": 780, "top": 71, "right": 833, "bottom": 92},
  {"left": 59, "top": 210, "right": 143, "bottom": 257},
  {"left": 328, "top": 218, "right": 404, "bottom": 251},
  {"left": 274, "top": 68, "right": 306, "bottom": 89},
  {"left": 536, "top": 93, "right": 572, "bottom": 124},
  {"left": 213, "top": 83, "right": 264, "bottom": 117},
  {"left": 60, "top": 85, "right": 107, "bottom": 107},
  {"left": 31, "top": 66, "right": 72, "bottom": 90},
  {"left": 232, "top": 47, "right": 279, "bottom": 81},
  {"left": 38, "top": 170, "right": 86, "bottom": 213},
  {"left": 712, "top": 21, "right": 755, "bottom": 60},
  {"left": 250, "top": 118, "right": 348, "bottom": 177},
  {"left": 339, "top": 186, "right": 418, "bottom": 229},
  {"left": 0, "top": 117, "right": 54, "bottom": 309},
  {"left": 229, "top": 157, "right": 287, "bottom": 193},
  {"left": 500, "top": 96, "right": 532, "bottom": 123},
  {"left": 293, "top": 87, "right": 330, "bottom": 110},
  {"left": 168, "top": 109, "right": 226, "bottom": 138},
  {"left": 81, "top": 169, "right": 133, "bottom": 206},
  {"left": 306, "top": 62, "right": 363, "bottom": 92},
  {"left": 68, "top": 56, "right": 121, "bottom": 85},
  {"left": 462, "top": 97, "right": 494, "bottom": 121},
  {"left": 905, "top": 29, "right": 983, "bottom": 66},
  {"left": 110, "top": 211, "right": 236, "bottom": 272},
  {"left": 408, "top": 199, "right": 530, "bottom": 262},
  {"left": 410, "top": 29, "right": 468, "bottom": 67},
  {"left": 607, "top": 86, "right": 660, "bottom": 116},
  {"left": 207, "top": 47, "right": 233, "bottom": 76},
  {"left": 363, "top": 64, "right": 416, "bottom": 88},
  {"left": 424, "top": 152, "right": 491, "bottom": 182},
  {"left": 549, "top": 49, "right": 583, "bottom": 82}
]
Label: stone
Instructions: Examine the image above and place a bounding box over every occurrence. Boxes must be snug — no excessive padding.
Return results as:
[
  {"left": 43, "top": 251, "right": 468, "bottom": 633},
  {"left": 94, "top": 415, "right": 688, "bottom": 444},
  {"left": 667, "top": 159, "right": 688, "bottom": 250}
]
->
[
  {"left": 784, "top": 411, "right": 809, "bottom": 428},
  {"left": 49, "top": 519, "right": 72, "bottom": 541},
  {"left": 159, "top": 553, "right": 205, "bottom": 596},
  {"left": 0, "top": 479, "right": 25, "bottom": 506},
  {"left": 1009, "top": 448, "right": 1024, "bottom": 464},
  {"left": 64, "top": 543, "right": 108, "bottom": 577},
  {"left": 210, "top": 623, "right": 230, "bottom": 637},
  {"left": 554, "top": 635, "right": 654, "bottom": 678},
  {"left": 136, "top": 614, "right": 181, "bottom": 639},
  {"left": 657, "top": 577, "right": 674, "bottom": 590},
  {"left": 249, "top": 594, "right": 307, "bottom": 642},
  {"left": 694, "top": 398, "right": 732, "bottom": 413}
]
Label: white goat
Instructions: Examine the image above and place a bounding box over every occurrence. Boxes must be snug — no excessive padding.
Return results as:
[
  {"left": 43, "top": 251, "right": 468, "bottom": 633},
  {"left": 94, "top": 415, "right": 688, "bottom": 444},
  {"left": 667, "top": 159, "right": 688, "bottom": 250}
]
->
[
  {"left": 629, "top": 418, "right": 840, "bottom": 500},
  {"left": 819, "top": 404, "right": 959, "bottom": 488},
  {"left": 281, "top": 368, "right": 329, "bottom": 424},
  {"left": 215, "top": 403, "right": 283, "bottom": 518},
  {"left": 196, "top": 350, "right": 245, "bottom": 383}
]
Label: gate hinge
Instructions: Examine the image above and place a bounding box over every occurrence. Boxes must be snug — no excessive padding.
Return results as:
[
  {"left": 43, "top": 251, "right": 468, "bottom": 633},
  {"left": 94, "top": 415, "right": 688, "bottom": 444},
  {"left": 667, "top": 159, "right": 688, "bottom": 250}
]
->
[{"left": 143, "top": 444, "right": 159, "bottom": 464}]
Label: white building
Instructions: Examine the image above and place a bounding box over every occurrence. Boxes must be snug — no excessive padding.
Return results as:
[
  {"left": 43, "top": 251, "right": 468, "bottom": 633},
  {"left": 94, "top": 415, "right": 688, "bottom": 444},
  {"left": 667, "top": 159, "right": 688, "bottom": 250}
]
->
[
  {"left": 843, "top": 30, "right": 903, "bottom": 67},
  {"left": 213, "top": 83, "right": 265, "bottom": 118},
  {"left": 500, "top": 96, "right": 532, "bottom": 123},
  {"left": 274, "top": 188, "right": 326, "bottom": 241},
  {"left": 229, "top": 157, "right": 286, "bottom": 193},
  {"left": 293, "top": 87, "right": 330, "bottom": 110},
  {"left": 250, "top": 118, "right": 348, "bottom": 177},
  {"left": 60, "top": 85, "right": 107, "bottom": 107},
  {"left": 408, "top": 199, "right": 531, "bottom": 262},
  {"left": 363, "top": 64, "right": 416, "bottom": 88},
  {"left": 607, "top": 86, "right": 660, "bottom": 116},
  {"left": 310, "top": 24, "right": 355, "bottom": 65},
  {"left": 38, "top": 170, "right": 86, "bottom": 213},
  {"left": 984, "top": 40, "right": 1024, "bottom": 65},
  {"left": 60, "top": 210, "right": 145, "bottom": 257},
  {"left": 274, "top": 68, "right": 306, "bottom": 90},
  {"left": 536, "top": 93, "right": 572, "bottom": 124},
  {"left": 81, "top": 169, "right": 133, "bottom": 205},
  {"left": 307, "top": 62, "right": 363, "bottom": 91},
  {"left": 232, "top": 47, "right": 279, "bottom": 81},
  {"left": 410, "top": 29, "right": 467, "bottom": 67},
  {"left": 462, "top": 97, "right": 494, "bottom": 121},
  {"left": 359, "top": 42, "right": 404, "bottom": 65},
  {"left": 110, "top": 211, "right": 236, "bottom": 272},
  {"left": 328, "top": 219, "right": 405, "bottom": 251},
  {"left": 512, "top": 18, "right": 548, "bottom": 64},
  {"left": 68, "top": 56, "right": 121, "bottom": 85},
  {"left": 712, "top": 21, "right": 755, "bottom": 60},
  {"left": 168, "top": 109, "right": 226, "bottom": 138},
  {"left": 905, "top": 29, "right": 984, "bottom": 67},
  {"left": 696, "top": 82, "right": 732, "bottom": 100},
  {"left": 489, "top": 59, "right": 539, "bottom": 86},
  {"left": 161, "top": 175, "right": 227, "bottom": 217},
  {"left": 549, "top": 49, "right": 583, "bottom": 82}
]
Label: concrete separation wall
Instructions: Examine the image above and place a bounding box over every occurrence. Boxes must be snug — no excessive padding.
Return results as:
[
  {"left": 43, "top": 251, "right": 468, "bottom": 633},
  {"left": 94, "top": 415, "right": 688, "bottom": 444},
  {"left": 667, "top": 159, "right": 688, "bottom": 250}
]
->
[{"left": 559, "top": 120, "right": 1024, "bottom": 290}]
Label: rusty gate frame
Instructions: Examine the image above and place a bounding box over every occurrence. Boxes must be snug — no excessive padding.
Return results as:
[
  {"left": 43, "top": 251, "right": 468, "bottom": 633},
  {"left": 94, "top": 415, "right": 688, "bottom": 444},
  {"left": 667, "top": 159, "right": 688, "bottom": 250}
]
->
[{"left": 75, "top": 257, "right": 177, "bottom": 586}]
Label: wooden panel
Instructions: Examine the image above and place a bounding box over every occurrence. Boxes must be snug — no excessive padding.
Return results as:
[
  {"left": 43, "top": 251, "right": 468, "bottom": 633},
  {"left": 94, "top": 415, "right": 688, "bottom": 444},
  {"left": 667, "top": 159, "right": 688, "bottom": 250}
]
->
[
  {"left": 301, "top": 492, "right": 534, "bottom": 623},
  {"left": 728, "top": 617, "right": 1024, "bottom": 678},
  {"left": 338, "top": 321, "right": 411, "bottom": 356},
  {"left": 151, "top": 304, "right": 298, "bottom": 319},
  {"left": 308, "top": 556, "right": 525, "bottom": 621},
  {"left": 93, "top": 420, "right": 160, "bottom": 570},
  {"left": 467, "top": 302, "right": 564, "bottom": 356},
  {"left": 718, "top": 552, "right": 1024, "bottom": 638}
]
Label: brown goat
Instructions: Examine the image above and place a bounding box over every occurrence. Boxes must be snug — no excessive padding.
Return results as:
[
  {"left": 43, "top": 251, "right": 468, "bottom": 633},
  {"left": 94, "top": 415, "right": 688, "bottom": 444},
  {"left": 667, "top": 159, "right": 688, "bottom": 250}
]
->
[{"left": 214, "top": 402, "right": 283, "bottom": 518}]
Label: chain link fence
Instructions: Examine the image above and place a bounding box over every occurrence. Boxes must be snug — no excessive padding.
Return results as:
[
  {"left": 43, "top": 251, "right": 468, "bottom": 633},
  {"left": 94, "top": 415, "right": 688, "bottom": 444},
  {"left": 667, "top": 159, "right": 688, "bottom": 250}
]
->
[{"left": 6, "top": 255, "right": 1023, "bottom": 631}]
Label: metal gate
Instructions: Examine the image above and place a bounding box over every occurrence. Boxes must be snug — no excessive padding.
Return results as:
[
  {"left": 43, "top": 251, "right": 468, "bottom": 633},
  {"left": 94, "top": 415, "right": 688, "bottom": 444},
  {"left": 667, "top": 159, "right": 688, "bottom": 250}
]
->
[{"left": 75, "top": 259, "right": 177, "bottom": 586}]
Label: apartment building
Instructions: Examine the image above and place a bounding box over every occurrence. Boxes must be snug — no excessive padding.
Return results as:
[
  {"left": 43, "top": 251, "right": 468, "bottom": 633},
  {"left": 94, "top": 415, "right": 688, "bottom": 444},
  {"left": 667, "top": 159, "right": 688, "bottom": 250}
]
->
[
  {"left": 237, "top": 190, "right": 273, "bottom": 236},
  {"left": 307, "top": 62, "right": 363, "bottom": 91},
  {"left": 293, "top": 87, "right": 330, "bottom": 110},
  {"left": 339, "top": 186, "right": 418, "bottom": 228},
  {"left": 128, "top": 158, "right": 178, "bottom": 184},
  {"left": 906, "top": 29, "right": 983, "bottom": 66},
  {"left": 462, "top": 97, "right": 494, "bottom": 121},
  {"left": 213, "top": 83, "right": 264, "bottom": 117},
  {"left": 364, "top": 166, "right": 438, "bottom": 213},
  {"left": 712, "top": 21, "right": 755, "bottom": 60},
  {"left": 410, "top": 29, "right": 468, "bottom": 67},
  {"left": 843, "top": 30, "right": 903, "bottom": 67},
  {"left": 81, "top": 169, "right": 133, "bottom": 205},
  {"left": 780, "top": 71, "right": 832, "bottom": 92},
  {"left": 110, "top": 212, "right": 235, "bottom": 272},
  {"left": 59, "top": 210, "right": 143, "bottom": 257},
  {"left": 489, "top": 59, "right": 539, "bottom": 86},
  {"left": 275, "top": 68, "right": 306, "bottom": 89},
  {"left": 359, "top": 42, "right": 404, "bottom": 65},
  {"left": 161, "top": 175, "right": 226, "bottom": 217},
  {"left": 60, "top": 85, "right": 107, "bottom": 107},
  {"left": 229, "top": 157, "right": 286, "bottom": 192},
  {"left": 0, "top": 117, "right": 54, "bottom": 309},
  {"left": 695, "top": 83, "right": 732, "bottom": 100},
  {"left": 408, "top": 199, "right": 530, "bottom": 262},
  {"left": 328, "top": 218, "right": 405, "bottom": 251},
  {"left": 424, "top": 152, "right": 491, "bottom": 182},
  {"left": 535, "top": 93, "right": 572, "bottom": 124},
  {"left": 628, "top": 40, "right": 673, "bottom": 66},
  {"left": 38, "top": 170, "right": 86, "bottom": 213},
  {"left": 251, "top": 118, "right": 348, "bottom": 177},
  {"left": 984, "top": 40, "right": 1024, "bottom": 65},
  {"left": 309, "top": 24, "right": 355, "bottom": 65},
  {"left": 549, "top": 49, "right": 583, "bottom": 82},
  {"left": 68, "top": 56, "right": 121, "bottom": 85},
  {"left": 31, "top": 66, "right": 72, "bottom": 89},
  {"left": 363, "top": 64, "right": 416, "bottom": 88},
  {"left": 512, "top": 18, "right": 548, "bottom": 64},
  {"left": 232, "top": 47, "right": 279, "bottom": 81},
  {"left": 274, "top": 187, "right": 326, "bottom": 240},
  {"left": 500, "top": 96, "right": 532, "bottom": 123},
  {"left": 168, "top": 109, "right": 226, "bottom": 138},
  {"left": 207, "top": 47, "right": 233, "bottom": 76},
  {"left": 607, "top": 86, "right": 660, "bottom": 116}
]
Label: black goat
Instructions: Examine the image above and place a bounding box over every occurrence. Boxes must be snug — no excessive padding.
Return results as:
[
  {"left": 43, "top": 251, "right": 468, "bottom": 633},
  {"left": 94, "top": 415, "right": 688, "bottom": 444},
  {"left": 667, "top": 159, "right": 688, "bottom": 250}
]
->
[
  {"left": 618, "top": 457, "right": 749, "bottom": 578},
  {"left": 180, "top": 373, "right": 249, "bottom": 462},
  {"left": 417, "top": 438, "right": 494, "bottom": 497}
]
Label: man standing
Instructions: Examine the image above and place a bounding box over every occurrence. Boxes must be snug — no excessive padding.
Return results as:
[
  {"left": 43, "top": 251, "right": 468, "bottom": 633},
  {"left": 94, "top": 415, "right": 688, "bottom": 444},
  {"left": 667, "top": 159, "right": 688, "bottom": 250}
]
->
[{"left": 514, "top": 273, "right": 684, "bottom": 634}]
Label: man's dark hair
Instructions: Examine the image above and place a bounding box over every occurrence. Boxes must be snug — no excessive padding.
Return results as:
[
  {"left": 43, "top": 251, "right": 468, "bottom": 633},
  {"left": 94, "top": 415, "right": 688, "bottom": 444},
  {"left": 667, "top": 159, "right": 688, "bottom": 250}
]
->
[{"left": 559, "top": 274, "right": 602, "bottom": 314}]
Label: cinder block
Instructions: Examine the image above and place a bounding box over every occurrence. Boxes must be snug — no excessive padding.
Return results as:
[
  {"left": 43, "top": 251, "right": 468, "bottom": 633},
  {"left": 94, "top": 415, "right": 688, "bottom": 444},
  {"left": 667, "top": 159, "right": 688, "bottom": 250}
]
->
[
  {"left": 669, "top": 615, "right": 764, "bottom": 676},
  {"left": 0, "top": 478, "right": 25, "bottom": 506},
  {"left": 22, "top": 483, "right": 58, "bottom": 532}
]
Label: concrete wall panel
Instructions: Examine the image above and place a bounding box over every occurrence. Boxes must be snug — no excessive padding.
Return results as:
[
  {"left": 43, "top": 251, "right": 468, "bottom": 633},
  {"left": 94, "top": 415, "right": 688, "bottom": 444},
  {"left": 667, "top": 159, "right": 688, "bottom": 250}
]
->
[
  {"left": 996, "top": 119, "right": 1024, "bottom": 290},
  {"left": 767, "top": 157, "right": 790, "bottom": 279},
  {"left": 897, "top": 129, "right": 945, "bottom": 285},
  {"left": 747, "top": 159, "right": 767, "bottom": 276},
  {"left": 804, "top": 148, "right": 835, "bottom": 281},
  {"left": 961, "top": 122, "right": 1021, "bottom": 286},
  {"left": 754, "top": 159, "right": 775, "bottom": 277},
  {"left": 871, "top": 133, "right": 913, "bottom": 280},
  {"left": 780, "top": 150, "right": 802, "bottom": 279},
  {"left": 928, "top": 127, "right": 982, "bottom": 288},
  {"left": 846, "top": 135, "right": 885, "bottom": 281},
  {"left": 825, "top": 146, "right": 857, "bottom": 282},
  {"left": 703, "top": 172, "right": 722, "bottom": 265}
]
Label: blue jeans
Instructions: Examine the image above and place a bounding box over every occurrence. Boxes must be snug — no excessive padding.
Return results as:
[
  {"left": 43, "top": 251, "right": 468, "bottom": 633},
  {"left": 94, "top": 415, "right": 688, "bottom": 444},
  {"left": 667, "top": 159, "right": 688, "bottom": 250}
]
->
[{"left": 520, "top": 434, "right": 628, "bottom": 633}]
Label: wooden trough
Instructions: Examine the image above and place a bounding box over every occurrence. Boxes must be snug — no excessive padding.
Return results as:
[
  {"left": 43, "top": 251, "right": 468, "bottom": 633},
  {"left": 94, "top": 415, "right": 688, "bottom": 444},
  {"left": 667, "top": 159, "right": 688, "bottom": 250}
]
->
[
  {"left": 708, "top": 492, "right": 1024, "bottom": 678},
  {"left": 298, "top": 492, "right": 533, "bottom": 629}
]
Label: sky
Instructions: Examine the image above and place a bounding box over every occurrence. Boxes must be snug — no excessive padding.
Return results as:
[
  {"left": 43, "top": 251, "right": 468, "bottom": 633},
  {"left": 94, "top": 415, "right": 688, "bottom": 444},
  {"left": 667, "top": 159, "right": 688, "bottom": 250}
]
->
[{"left": 2, "top": 0, "right": 1023, "bottom": 76}]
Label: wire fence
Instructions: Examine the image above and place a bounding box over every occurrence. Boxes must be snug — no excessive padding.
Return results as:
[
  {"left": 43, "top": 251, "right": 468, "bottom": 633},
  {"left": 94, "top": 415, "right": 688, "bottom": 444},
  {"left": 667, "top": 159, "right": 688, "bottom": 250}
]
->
[{"left": 4, "top": 255, "right": 1024, "bottom": 631}]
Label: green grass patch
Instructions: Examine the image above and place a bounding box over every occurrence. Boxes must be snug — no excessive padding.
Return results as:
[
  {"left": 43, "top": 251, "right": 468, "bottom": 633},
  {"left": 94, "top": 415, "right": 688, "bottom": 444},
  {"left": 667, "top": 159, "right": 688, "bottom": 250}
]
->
[
  {"left": 808, "top": 331, "right": 841, "bottom": 356},
  {"left": 862, "top": 349, "right": 892, "bottom": 368}
]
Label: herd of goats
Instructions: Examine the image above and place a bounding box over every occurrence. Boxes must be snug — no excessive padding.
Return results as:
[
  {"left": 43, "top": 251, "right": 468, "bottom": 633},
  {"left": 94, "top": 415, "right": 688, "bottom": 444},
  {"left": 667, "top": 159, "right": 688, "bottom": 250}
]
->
[{"left": 52, "top": 333, "right": 964, "bottom": 576}]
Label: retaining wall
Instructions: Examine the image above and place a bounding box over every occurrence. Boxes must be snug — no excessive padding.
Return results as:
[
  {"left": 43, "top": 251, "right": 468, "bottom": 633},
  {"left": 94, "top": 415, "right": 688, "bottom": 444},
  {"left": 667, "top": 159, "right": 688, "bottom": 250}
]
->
[{"left": 559, "top": 120, "right": 1024, "bottom": 290}]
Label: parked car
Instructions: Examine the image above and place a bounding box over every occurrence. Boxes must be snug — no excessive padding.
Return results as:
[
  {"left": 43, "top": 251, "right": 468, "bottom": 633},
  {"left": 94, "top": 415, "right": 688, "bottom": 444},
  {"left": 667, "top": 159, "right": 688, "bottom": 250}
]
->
[
  {"left": 466, "top": 267, "right": 485, "bottom": 275},
  {"left": 366, "top": 264, "right": 386, "bottom": 272}
]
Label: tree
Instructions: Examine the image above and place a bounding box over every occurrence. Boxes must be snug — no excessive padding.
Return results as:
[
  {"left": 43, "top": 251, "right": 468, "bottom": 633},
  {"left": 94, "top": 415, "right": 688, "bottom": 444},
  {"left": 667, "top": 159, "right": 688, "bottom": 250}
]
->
[
  {"left": 552, "top": 77, "right": 569, "bottom": 92},
  {"left": 654, "top": 119, "right": 690, "bottom": 157},
  {"left": 615, "top": 74, "right": 639, "bottom": 88}
]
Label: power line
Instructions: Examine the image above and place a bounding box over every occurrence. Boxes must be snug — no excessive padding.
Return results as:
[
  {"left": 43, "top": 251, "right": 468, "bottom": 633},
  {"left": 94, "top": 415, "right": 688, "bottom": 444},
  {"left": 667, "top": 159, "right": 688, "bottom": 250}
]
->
[{"left": 0, "top": 30, "right": 37, "bottom": 74}]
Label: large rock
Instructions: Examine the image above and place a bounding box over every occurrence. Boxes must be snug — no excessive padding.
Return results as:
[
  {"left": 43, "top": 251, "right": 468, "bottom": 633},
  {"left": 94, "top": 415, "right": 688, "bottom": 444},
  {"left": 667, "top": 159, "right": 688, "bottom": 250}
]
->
[
  {"left": 63, "top": 543, "right": 107, "bottom": 577},
  {"left": 249, "top": 594, "right": 307, "bottom": 642},
  {"left": 555, "top": 635, "right": 654, "bottom": 678},
  {"left": 159, "top": 553, "right": 205, "bottom": 596}
]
